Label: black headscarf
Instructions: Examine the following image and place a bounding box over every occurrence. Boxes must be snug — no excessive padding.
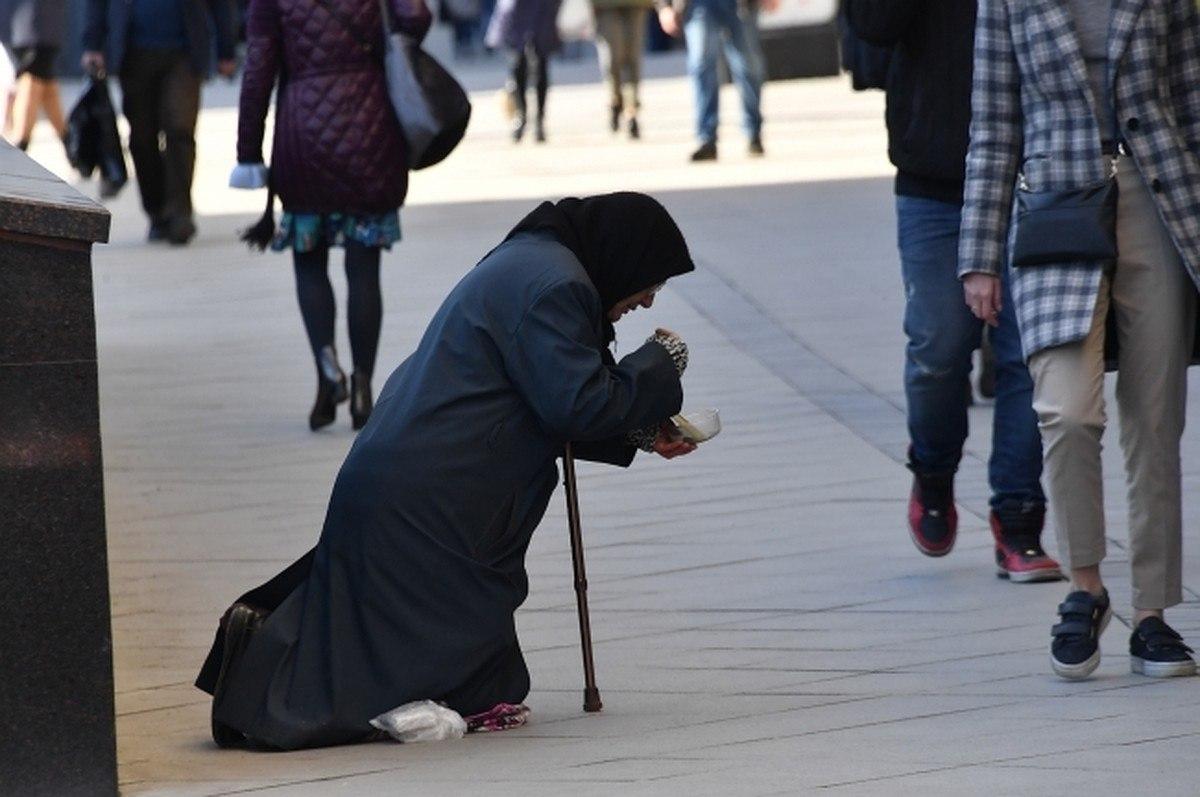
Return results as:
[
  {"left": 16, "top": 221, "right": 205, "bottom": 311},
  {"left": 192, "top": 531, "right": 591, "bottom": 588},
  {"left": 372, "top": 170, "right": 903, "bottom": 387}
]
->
[{"left": 504, "top": 193, "right": 696, "bottom": 339}]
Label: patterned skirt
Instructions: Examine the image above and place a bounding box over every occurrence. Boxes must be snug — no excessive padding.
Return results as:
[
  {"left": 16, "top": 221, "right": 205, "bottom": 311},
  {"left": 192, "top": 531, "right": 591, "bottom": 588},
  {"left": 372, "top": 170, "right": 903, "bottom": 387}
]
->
[{"left": 271, "top": 211, "right": 402, "bottom": 254}]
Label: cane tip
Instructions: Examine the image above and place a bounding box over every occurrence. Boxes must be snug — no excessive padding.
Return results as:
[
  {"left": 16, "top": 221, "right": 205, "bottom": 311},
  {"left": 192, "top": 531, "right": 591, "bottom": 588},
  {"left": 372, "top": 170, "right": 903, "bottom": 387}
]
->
[{"left": 583, "top": 688, "right": 603, "bottom": 713}]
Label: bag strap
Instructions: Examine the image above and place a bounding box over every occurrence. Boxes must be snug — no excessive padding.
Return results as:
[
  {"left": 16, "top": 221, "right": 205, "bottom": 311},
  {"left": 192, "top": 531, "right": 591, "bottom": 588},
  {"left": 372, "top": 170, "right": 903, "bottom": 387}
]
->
[{"left": 311, "top": 0, "right": 380, "bottom": 55}]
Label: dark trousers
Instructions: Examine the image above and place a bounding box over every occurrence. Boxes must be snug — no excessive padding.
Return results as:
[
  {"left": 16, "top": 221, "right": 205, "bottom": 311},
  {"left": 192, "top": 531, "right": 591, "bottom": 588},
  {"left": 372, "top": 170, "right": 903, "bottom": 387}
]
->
[
  {"left": 509, "top": 46, "right": 548, "bottom": 120},
  {"left": 120, "top": 48, "right": 202, "bottom": 225}
]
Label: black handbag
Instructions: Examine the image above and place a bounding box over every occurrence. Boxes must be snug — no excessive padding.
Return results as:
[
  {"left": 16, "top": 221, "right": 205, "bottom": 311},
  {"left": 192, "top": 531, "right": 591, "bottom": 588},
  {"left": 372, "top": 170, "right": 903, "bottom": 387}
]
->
[{"left": 1011, "top": 161, "right": 1118, "bottom": 267}]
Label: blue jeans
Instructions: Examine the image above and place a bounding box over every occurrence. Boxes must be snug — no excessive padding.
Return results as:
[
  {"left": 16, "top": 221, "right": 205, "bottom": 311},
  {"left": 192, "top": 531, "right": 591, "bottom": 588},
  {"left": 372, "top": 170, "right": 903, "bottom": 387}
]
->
[
  {"left": 683, "top": 0, "right": 765, "bottom": 145},
  {"left": 897, "top": 194, "right": 1045, "bottom": 508}
]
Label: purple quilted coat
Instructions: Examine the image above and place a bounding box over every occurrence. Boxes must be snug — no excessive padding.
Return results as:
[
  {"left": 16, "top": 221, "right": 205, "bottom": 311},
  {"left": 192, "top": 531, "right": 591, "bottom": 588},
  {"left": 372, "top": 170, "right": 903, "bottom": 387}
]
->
[{"left": 237, "top": 0, "right": 432, "bottom": 214}]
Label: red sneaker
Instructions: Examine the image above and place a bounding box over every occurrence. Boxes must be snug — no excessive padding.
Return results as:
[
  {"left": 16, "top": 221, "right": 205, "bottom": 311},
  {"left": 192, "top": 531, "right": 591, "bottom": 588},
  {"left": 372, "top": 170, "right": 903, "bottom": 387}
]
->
[
  {"left": 991, "top": 501, "right": 1063, "bottom": 582},
  {"left": 908, "top": 469, "right": 957, "bottom": 557}
]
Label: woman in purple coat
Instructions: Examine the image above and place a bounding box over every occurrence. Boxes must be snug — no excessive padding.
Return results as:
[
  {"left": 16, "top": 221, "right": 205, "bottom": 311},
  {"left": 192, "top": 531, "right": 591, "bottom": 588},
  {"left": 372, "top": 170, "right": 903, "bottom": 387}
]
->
[
  {"left": 231, "top": 0, "right": 432, "bottom": 431},
  {"left": 486, "top": 0, "right": 561, "bottom": 142}
]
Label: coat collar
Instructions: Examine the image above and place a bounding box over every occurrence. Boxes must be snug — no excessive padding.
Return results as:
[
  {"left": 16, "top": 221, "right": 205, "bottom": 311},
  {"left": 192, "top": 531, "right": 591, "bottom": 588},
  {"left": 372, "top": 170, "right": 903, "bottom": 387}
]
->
[{"left": 1108, "top": 0, "right": 1148, "bottom": 72}]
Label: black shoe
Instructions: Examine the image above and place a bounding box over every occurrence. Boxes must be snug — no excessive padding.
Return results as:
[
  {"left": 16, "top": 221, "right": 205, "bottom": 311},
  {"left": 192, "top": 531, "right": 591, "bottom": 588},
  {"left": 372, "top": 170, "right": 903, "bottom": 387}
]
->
[
  {"left": 534, "top": 118, "right": 546, "bottom": 143},
  {"left": 628, "top": 117, "right": 640, "bottom": 140},
  {"left": 167, "top": 216, "right": 197, "bottom": 246},
  {"left": 748, "top": 136, "right": 764, "bottom": 156},
  {"left": 211, "top": 603, "right": 265, "bottom": 748},
  {"left": 147, "top": 219, "right": 170, "bottom": 242},
  {"left": 906, "top": 455, "right": 957, "bottom": 557},
  {"left": 350, "top": 371, "right": 373, "bottom": 431},
  {"left": 609, "top": 105, "right": 621, "bottom": 133},
  {"left": 690, "top": 141, "right": 717, "bottom": 162},
  {"left": 1051, "top": 589, "right": 1111, "bottom": 680},
  {"left": 309, "top": 345, "right": 349, "bottom": 431},
  {"left": 512, "top": 114, "right": 526, "bottom": 142},
  {"left": 1130, "top": 617, "right": 1196, "bottom": 678},
  {"left": 991, "top": 500, "right": 1062, "bottom": 582}
]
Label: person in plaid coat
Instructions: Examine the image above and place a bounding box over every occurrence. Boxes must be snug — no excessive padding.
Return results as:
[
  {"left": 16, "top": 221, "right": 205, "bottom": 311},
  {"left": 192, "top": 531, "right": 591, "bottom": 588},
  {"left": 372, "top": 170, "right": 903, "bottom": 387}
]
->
[{"left": 959, "top": 0, "right": 1200, "bottom": 680}]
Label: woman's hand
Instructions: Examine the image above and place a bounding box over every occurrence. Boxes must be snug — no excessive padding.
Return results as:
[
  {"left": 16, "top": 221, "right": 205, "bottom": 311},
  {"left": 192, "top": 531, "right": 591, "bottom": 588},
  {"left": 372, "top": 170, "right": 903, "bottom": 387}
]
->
[
  {"left": 963, "top": 273, "right": 1002, "bottom": 327},
  {"left": 652, "top": 422, "right": 697, "bottom": 459}
]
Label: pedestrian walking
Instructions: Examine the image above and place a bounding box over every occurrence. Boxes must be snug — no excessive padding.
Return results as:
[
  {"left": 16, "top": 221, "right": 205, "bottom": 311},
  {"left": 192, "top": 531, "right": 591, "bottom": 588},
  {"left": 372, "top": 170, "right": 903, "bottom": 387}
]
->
[
  {"left": 487, "top": 0, "right": 562, "bottom": 142},
  {"left": 82, "top": 0, "right": 238, "bottom": 245},
  {"left": 2, "top": 0, "right": 67, "bottom": 152},
  {"left": 231, "top": 0, "right": 433, "bottom": 433},
  {"left": 591, "top": 0, "right": 652, "bottom": 139},
  {"left": 961, "top": 0, "right": 1200, "bottom": 679},
  {"left": 196, "top": 193, "right": 698, "bottom": 751},
  {"left": 439, "top": 0, "right": 485, "bottom": 59},
  {"left": 845, "top": 0, "right": 1060, "bottom": 582},
  {"left": 656, "top": 0, "right": 773, "bottom": 161}
]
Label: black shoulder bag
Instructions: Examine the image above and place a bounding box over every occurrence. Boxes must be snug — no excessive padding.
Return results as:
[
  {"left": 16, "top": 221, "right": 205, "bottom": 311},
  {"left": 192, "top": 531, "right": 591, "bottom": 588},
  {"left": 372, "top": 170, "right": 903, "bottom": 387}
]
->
[{"left": 1011, "top": 62, "right": 1120, "bottom": 268}]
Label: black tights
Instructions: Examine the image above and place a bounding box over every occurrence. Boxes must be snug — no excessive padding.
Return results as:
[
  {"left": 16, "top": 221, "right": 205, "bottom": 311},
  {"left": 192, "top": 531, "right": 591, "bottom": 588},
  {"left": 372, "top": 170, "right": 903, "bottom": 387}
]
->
[
  {"left": 509, "top": 46, "right": 548, "bottom": 119},
  {"left": 292, "top": 241, "right": 382, "bottom": 377}
]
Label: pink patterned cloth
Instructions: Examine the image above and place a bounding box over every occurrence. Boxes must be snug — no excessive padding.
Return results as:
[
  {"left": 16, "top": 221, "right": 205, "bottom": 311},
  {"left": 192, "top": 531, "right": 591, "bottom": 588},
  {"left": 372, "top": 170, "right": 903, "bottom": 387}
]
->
[{"left": 464, "top": 703, "right": 531, "bottom": 733}]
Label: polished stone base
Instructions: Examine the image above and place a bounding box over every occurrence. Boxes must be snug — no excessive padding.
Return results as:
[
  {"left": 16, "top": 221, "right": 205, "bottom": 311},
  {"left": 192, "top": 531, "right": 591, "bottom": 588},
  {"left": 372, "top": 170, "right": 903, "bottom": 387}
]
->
[{"left": 0, "top": 232, "right": 117, "bottom": 794}]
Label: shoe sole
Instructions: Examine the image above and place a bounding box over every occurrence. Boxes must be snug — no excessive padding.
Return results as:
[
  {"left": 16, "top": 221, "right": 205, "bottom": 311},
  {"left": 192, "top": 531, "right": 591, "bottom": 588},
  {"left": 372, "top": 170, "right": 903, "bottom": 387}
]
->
[
  {"left": 1131, "top": 656, "right": 1197, "bottom": 678},
  {"left": 997, "top": 566, "right": 1064, "bottom": 583},
  {"left": 909, "top": 525, "right": 955, "bottom": 557},
  {"left": 1051, "top": 605, "right": 1112, "bottom": 680}
]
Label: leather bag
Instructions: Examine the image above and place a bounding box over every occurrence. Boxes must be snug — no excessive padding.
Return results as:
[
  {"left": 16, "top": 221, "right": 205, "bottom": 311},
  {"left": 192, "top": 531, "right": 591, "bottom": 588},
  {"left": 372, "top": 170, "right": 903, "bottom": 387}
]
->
[{"left": 1011, "top": 163, "right": 1118, "bottom": 268}]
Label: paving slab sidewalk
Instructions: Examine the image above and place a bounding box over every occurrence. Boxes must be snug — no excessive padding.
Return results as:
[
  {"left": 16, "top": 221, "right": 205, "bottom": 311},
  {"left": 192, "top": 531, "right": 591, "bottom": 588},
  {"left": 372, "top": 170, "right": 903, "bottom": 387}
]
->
[{"left": 22, "top": 58, "right": 1200, "bottom": 795}]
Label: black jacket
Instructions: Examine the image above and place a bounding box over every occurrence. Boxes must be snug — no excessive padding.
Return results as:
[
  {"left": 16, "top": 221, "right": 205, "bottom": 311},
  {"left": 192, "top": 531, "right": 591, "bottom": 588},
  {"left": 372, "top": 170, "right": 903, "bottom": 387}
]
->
[
  {"left": 844, "top": 0, "right": 975, "bottom": 204},
  {"left": 82, "top": 0, "right": 237, "bottom": 77}
]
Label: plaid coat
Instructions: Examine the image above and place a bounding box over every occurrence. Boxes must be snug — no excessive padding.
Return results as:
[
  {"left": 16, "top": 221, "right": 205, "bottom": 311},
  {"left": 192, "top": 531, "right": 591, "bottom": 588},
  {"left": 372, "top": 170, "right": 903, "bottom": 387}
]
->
[{"left": 959, "top": 0, "right": 1200, "bottom": 358}]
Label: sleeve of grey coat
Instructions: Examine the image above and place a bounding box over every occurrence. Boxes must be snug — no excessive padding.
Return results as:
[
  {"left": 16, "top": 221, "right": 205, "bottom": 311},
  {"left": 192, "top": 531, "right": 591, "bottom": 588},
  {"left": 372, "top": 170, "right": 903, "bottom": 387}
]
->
[
  {"left": 82, "top": 0, "right": 109, "bottom": 52},
  {"left": 503, "top": 279, "right": 684, "bottom": 443}
]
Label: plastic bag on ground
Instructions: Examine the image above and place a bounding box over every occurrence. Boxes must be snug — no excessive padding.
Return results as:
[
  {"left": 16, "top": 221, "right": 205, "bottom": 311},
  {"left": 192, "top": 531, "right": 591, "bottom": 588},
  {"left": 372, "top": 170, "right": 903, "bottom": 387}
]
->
[{"left": 369, "top": 700, "right": 467, "bottom": 743}]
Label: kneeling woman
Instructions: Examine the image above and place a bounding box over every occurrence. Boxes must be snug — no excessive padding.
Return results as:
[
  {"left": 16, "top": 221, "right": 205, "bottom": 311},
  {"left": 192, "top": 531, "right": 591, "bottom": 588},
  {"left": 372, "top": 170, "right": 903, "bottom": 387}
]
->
[{"left": 196, "top": 193, "right": 697, "bottom": 750}]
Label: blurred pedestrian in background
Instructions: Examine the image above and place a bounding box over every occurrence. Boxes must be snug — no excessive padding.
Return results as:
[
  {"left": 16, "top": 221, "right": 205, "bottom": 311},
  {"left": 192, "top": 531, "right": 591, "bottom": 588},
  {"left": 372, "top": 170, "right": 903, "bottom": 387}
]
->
[
  {"left": 961, "top": 0, "right": 1200, "bottom": 680},
  {"left": 439, "top": 0, "right": 485, "bottom": 59},
  {"left": 82, "top": 0, "right": 238, "bottom": 245},
  {"left": 591, "top": 0, "right": 652, "bottom": 139},
  {"left": 487, "top": 0, "right": 561, "bottom": 142},
  {"left": 656, "top": 0, "right": 772, "bottom": 161},
  {"left": 844, "top": 1, "right": 1058, "bottom": 582},
  {"left": 198, "top": 192, "right": 697, "bottom": 751},
  {"left": 232, "top": 0, "right": 432, "bottom": 432},
  {"left": 2, "top": 0, "right": 67, "bottom": 152}
]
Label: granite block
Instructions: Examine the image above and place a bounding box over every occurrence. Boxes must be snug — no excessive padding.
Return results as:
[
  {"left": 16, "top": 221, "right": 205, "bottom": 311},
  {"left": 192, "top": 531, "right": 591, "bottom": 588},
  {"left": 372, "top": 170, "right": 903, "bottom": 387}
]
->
[
  {"left": 0, "top": 238, "right": 97, "bottom": 365},
  {"left": 0, "top": 361, "right": 117, "bottom": 797},
  {"left": 0, "top": 142, "right": 109, "bottom": 244}
]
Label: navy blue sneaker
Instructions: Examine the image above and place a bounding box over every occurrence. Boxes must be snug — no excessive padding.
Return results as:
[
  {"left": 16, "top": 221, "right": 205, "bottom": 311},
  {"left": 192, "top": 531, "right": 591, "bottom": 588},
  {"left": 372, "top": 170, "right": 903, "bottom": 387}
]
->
[
  {"left": 1130, "top": 617, "right": 1196, "bottom": 678},
  {"left": 1051, "top": 589, "right": 1111, "bottom": 680}
]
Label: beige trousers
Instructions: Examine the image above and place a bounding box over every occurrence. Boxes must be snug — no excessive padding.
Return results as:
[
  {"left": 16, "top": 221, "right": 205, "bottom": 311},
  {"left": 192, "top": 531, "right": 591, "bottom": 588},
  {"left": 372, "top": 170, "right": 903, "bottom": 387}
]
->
[
  {"left": 595, "top": 8, "right": 647, "bottom": 112},
  {"left": 1028, "top": 156, "right": 1196, "bottom": 610}
]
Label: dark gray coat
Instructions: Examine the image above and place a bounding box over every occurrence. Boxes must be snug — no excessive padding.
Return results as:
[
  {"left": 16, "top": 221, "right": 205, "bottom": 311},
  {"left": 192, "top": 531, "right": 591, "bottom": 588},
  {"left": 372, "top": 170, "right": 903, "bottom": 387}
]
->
[{"left": 198, "top": 231, "right": 683, "bottom": 750}]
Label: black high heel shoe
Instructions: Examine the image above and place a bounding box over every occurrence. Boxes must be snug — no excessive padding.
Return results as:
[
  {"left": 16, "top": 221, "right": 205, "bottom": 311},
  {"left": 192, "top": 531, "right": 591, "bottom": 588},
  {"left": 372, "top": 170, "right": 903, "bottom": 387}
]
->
[
  {"left": 309, "top": 345, "right": 348, "bottom": 431},
  {"left": 350, "top": 371, "right": 373, "bottom": 431}
]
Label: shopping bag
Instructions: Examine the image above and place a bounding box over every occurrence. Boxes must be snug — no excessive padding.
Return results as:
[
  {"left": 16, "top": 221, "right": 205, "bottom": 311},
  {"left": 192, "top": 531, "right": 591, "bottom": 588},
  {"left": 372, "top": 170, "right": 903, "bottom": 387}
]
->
[
  {"left": 65, "top": 77, "right": 128, "bottom": 198},
  {"left": 379, "top": 0, "right": 472, "bottom": 169}
]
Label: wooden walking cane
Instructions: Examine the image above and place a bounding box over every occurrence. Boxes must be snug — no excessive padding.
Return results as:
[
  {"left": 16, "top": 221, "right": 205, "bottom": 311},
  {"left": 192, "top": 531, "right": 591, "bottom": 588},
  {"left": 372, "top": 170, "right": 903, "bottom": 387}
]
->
[{"left": 562, "top": 443, "right": 603, "bottom": 712}]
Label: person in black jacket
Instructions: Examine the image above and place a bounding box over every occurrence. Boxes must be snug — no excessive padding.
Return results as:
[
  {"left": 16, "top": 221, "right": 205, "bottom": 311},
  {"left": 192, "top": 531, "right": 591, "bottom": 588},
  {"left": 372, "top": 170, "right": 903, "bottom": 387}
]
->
[
  {"left": 844, "top": 0, "right": 1059, "bottom": 582},
  {"left": 81, "top": 0, "right": 238, "bottom": 245}
]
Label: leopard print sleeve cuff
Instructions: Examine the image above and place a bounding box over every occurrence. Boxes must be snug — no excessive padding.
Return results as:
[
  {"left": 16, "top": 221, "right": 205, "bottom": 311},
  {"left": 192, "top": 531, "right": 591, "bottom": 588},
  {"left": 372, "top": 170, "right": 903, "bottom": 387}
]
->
[{"left": 648, "top": 331, "right": 688, "bottom": 376}]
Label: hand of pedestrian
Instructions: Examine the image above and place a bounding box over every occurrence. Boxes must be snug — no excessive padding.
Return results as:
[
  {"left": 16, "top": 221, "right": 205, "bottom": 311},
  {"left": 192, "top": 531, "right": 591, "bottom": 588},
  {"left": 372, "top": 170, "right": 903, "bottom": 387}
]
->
[
  {"left": 653, "top": 422, "right": 697, "bottom": 459},
  {"left": 759, "top": 0, "right": 781, "bottom": 12},
  {"left": 81, "top": 50, "right": 106, "bottom": 77},
  {"left": 658, "top": 7, "right": 682, "bottom": 37},
  {"left": 963, "top": 273, "right": 1002, "bottom": 327},
  {"left": 217, "top": 59, "right": 238, "bottom": 79}
]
